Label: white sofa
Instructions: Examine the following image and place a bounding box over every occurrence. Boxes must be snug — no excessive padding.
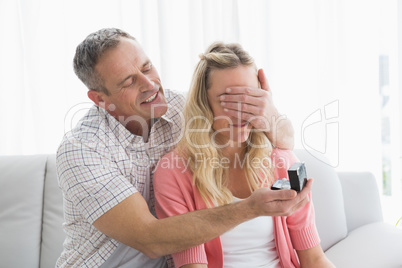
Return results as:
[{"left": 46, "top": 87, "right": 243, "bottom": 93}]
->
[{"left": 1, "top": 149, "right": 402, "bottom": 268}]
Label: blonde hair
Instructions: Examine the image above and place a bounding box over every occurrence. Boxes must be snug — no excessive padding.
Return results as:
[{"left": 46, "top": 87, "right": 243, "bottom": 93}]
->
[{"left": 177, "top": 42, "right": 274, "bottom": 207}]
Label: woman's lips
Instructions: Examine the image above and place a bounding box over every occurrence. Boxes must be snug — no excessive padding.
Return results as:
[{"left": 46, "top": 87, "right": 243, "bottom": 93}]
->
[{"left": 231, "top": 122, "right": 249, "bottom": 128}]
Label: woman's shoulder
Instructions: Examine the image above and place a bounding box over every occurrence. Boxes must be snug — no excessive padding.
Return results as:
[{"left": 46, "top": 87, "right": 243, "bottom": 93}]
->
[
  {"left": 159, "top": 149, "right": 180, "bottom": 162},
  {"left": 155, "top": 150, "right": 192, "bottom": 175},
  {"left": 154, "top": 150, "right": 195, "bottom": 195}
]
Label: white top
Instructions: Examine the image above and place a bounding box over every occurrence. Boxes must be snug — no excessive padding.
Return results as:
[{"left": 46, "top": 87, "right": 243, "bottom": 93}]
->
[{"left": 220, "top": 197, "right": 281, "bottom": 268}]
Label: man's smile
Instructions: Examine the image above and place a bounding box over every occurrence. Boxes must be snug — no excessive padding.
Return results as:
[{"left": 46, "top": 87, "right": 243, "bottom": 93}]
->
[{"left": 143, "top": 92, "right": 158, "bottom": 103}]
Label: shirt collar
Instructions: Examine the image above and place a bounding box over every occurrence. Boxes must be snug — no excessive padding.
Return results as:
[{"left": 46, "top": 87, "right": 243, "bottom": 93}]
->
[{"left": 97, "top": 105, "right": 174, "bottom": 148}]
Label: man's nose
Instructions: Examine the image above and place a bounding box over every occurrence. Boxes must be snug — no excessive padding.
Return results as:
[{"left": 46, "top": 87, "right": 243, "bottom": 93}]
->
[{"left": 138, "top": 73, "right": 154, "bottom": 92}]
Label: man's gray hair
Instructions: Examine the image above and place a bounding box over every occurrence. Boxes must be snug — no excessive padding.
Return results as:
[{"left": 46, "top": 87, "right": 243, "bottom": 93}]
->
[{"left": 73, "top": 28, "right": 136, "bottom": 95}]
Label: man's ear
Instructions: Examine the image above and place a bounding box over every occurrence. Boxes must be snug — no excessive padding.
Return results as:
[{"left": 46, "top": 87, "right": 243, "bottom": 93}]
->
[{"left": 88, "top": 90, "right": 106, "bottom": 108}]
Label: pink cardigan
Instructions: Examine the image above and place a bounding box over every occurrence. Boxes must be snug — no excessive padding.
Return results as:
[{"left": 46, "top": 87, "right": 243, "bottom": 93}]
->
[{"left": 154, "top": 149, "right": 320, "bottom": 268}]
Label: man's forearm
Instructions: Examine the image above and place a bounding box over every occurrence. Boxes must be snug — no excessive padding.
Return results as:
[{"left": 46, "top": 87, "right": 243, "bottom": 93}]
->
[
  {"left": 266, "top": 115, "right": 294, "bottom": 150},
  {"left": 94, "top": 183, "right": 311, "bottom": 259},
  {"left": 93, "top": 192, "right": 258, "bottom": 259},
  {"left": 143, "top": 199, "right": 256, "bottom": 257},
  {"left": 145, "top": 182, "right": 309, "bottom": 257}
]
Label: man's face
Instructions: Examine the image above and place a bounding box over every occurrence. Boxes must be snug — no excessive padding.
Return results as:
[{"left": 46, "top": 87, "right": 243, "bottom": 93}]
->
[{"left": 93, "top": 38, "right": 167, "bottom": 134}]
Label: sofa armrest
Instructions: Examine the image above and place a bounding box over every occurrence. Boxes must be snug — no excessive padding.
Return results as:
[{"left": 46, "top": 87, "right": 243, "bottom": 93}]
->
[{"left": 337, "top": 172, "right": 383, "bottom": 233}]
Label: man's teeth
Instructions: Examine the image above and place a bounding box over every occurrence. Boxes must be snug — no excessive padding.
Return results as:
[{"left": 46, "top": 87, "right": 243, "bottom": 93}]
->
[{"left": 144, "top": 93, "right": 157, "bottom": 103}]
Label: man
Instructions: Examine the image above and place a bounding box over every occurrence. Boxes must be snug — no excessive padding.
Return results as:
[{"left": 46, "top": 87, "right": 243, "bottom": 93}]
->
[{"left": 56, "top": 28, "right": 311, "bottom": 267}]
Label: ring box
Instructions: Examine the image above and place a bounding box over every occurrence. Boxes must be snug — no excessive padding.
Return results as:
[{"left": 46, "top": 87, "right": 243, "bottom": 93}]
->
[{"left": 271, "top": 162, "right": 307, "bottom": 192}]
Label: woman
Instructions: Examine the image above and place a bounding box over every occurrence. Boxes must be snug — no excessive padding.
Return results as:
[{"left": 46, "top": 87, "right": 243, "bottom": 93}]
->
[{"left": 154, "top": 42, "right": 334, "bottom": 268}]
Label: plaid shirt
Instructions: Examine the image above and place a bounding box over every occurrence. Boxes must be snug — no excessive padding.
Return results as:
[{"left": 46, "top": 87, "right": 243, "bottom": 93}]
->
[{"left": 56, "top": 89, "right": 185, "bottom": 267}]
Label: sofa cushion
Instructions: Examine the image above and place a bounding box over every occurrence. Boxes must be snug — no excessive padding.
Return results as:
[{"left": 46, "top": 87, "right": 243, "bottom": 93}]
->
[
  {"left": 338, "top": 172, "right": 383, "bottom": 232},
  {"left": 0, "top": 155, "right": 47, "bottom": 268},
  {"left": 325, "top": 222, "right": 402, "bottom": 267},
  {"left": 40, "top": 155, "right": 65, "bottom": 268},
  {"left": 293, "top": 149, "right": 348, "bottom": 251}
]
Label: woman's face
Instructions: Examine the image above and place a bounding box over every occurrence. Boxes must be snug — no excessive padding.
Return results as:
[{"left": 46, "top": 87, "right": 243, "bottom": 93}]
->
[{"left": 207, "top": 65, "right": 258, "bottom": 147}]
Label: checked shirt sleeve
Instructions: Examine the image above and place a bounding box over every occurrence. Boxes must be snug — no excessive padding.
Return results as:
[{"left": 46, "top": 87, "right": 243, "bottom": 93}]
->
[{"left": 57, "top": 138, "right": 137, "bottom": 225}]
